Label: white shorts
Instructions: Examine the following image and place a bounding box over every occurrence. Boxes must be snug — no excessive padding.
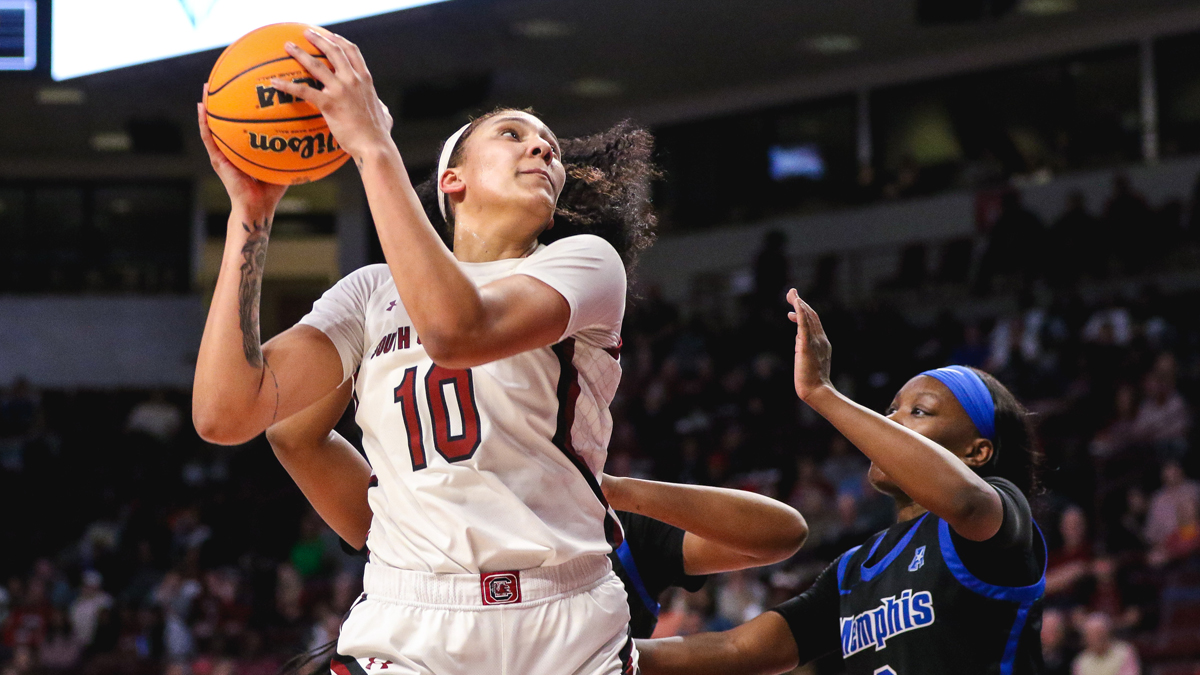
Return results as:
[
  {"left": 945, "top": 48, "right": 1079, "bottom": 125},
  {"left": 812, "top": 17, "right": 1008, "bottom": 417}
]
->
[{"left": 331, "top": 556, "right": 637, "bottom": 675}]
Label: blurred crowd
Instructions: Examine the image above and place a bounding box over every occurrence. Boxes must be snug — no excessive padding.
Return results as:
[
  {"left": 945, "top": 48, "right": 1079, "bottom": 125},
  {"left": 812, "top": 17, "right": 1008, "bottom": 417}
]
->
[{"left": 3, "top": 172, "right": 1200, "bottom": 675}]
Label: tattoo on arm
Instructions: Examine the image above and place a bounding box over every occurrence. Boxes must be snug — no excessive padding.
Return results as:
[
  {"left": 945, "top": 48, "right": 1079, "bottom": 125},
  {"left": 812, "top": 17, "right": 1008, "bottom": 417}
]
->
[
  {"left": 238, "top": 218, "right": 281, "bottom": 422},
  {"left": 238, "top": 218, "right": 271, "bottom": 368}
]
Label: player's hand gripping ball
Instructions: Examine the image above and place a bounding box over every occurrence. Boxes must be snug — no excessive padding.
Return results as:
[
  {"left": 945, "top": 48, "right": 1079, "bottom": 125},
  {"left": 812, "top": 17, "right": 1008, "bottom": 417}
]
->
[{"left": 204, "top": 23, "right": 350, "bottom": 185}]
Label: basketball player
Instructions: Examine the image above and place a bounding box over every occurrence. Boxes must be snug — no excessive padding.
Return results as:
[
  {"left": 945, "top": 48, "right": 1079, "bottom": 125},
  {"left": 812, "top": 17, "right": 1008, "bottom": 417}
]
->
[
  {"left": 264, "top": 381, "right": 809, "bottom": 639},
  {"left": 193, "top": 29, "right": 657, "bottom": 674},
  {"left": 635, "top": 289, "right": 1046, "bottom": 674}
]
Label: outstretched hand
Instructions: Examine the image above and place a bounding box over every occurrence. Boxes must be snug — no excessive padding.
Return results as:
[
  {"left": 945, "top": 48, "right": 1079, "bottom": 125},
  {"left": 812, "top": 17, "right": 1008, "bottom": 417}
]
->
[
  {"left": 270, "top": 30, "right": 395, "bottom": 164},
  {"left": 787, "top": 288, "right": 834, "bottom": 401},
  {"left": 197, "top": 99, "right": 288, "bottom": 213}
]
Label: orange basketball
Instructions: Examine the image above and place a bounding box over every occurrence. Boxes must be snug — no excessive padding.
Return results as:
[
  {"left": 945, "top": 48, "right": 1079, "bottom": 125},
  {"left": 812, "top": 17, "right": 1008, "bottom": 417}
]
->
[{"left": 205, "top": 23, "right": 349, "bottom": 185}]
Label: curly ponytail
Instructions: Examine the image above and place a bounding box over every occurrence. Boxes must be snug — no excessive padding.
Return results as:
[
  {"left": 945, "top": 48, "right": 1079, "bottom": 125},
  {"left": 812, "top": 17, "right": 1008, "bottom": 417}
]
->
[{"left": 414, "top": 109, "right": 659, "bottom": 270}]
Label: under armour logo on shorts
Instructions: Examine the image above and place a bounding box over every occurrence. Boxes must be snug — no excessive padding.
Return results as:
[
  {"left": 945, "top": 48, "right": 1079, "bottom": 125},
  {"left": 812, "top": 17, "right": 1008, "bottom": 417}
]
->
[
  {"left": 481, "top": 571, "right": 521, "bottom": 605},
  {"left": 908, "top": 545, "right": 926, "bottom": 572}
]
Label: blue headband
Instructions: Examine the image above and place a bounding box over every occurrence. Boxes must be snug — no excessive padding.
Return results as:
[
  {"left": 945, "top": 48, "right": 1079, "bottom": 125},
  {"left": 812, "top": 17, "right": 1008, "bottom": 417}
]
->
[{"left": 919, "top": 366, "right": 996, "bottom": 440}]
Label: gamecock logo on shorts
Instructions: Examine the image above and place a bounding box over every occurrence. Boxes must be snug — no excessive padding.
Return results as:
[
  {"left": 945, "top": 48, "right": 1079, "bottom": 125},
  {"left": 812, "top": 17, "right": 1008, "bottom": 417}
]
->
[{"left": 481, "top": 571, "right": 521, "bottom": 606}]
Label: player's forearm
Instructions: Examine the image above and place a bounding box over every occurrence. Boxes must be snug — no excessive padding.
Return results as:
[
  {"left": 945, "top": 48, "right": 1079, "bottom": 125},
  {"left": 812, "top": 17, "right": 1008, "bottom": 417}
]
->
[
  {"left": 356, "top": 145, "right": 490, "bottom": 360},
  {"left": 193, "top": 207, "right": 278, "bottom": 443},
  {"left": 805, "top": 386, "right": 1000, "bottom": 526},
  {"left": 270, "top": 431, "right": 373, "bottom": 548},
  {"left": 636, "top": 636, "right": 746, "bottom": 675},
  {"left": 636, "top": 619, "right": 797, "bottom": 675},
  {"left": 607, "top": 477, "right": 806, "bottom": 561}
]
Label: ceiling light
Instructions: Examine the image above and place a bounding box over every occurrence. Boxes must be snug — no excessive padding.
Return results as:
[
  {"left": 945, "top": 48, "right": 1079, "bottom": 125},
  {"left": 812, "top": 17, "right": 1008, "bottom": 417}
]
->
[
  {"left": 276, "top": 197, "right": 312, "bottom": 215},
  {"left": 1019, "top": 0, "right": 1077, "bottom": 16},
  {"left": 511, "top": 19, "right": 574, "bottom": 39},
  {"left": 37, "top": 87, "right": 85, "bottom": 105},
  {"left": 804, "top": 34, "right": 861, "bottom": 55},
  {"left": 90, "top": 132, "right": 131, "bottom": 152},
  {"left": 569, "top": 78, "right": 623, "bottom": 98}
]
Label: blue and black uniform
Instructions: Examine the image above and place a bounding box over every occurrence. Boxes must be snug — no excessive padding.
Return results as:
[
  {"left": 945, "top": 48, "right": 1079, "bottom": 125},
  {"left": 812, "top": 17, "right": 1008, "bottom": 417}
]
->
[
  {"left": 611, "top": 510, "right": 709, "bottom": 638},
  {"left": 772, "top": 477, "right": 1046, "bottom": 674}
]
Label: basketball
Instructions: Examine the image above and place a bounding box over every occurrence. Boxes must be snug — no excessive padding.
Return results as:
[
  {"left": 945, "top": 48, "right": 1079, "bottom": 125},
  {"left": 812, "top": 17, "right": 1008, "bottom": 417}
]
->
[{"left": 204, "top": 23, "right": 349, "bottom": 185}]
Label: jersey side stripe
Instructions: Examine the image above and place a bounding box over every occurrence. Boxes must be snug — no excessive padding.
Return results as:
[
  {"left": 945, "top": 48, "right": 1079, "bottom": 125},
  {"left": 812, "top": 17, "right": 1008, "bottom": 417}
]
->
[
  {"left": 330, "top": 653, "right": 369, "bottom": 675},
  {"left": 551, "top": 338, "right": 624, "bottom": 549}
]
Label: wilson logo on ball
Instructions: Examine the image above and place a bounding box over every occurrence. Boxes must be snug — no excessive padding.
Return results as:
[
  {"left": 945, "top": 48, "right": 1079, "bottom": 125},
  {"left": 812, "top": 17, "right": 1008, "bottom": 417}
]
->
[
  {"left": 247, "top": 131, "right": 340, "bottom": 159},
  {"left": 255, "top": 77, "right": 323, "bottom": 108}
]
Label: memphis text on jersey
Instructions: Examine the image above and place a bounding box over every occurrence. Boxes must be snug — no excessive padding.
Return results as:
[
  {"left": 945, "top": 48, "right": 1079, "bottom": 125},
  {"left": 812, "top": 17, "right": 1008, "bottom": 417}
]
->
[{"left": 840, "top": 589, "right": 935, "bottom": 657}]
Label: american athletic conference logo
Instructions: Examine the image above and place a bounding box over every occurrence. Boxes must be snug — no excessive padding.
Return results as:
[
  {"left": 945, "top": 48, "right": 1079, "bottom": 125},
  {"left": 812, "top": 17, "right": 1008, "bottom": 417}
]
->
[{"left": 481, "top": 571, "right": 522, "bottom": 606}]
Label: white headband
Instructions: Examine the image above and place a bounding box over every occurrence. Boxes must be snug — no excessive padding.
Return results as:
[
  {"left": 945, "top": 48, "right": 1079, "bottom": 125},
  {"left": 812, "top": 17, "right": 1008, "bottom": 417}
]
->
[{"left": 436, "top": 123, "right": 471, "bottom": 221}]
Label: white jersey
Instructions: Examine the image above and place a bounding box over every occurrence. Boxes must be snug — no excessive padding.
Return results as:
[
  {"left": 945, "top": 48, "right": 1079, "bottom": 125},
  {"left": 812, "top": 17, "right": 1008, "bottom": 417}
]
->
[{"left": 298, "top": 235, "right": 626, "bottom": 574}]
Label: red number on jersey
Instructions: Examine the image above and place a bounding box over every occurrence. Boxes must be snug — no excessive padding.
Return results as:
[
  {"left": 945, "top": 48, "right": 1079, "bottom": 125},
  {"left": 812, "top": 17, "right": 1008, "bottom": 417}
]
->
[
  {"left": 393, "top": 365, "right": 481, "bottom": 470},
  {"left": 392, "top": 366, "right": 426, "bottom": 470},
  {"left": 425, "top": 365, "right": 481, "bottom": 463}
]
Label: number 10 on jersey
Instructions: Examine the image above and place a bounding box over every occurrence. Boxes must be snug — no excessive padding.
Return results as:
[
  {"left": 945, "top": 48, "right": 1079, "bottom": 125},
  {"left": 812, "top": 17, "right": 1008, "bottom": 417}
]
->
[{"left": 393, "top": 365, "right": 482, "bottom": 471}]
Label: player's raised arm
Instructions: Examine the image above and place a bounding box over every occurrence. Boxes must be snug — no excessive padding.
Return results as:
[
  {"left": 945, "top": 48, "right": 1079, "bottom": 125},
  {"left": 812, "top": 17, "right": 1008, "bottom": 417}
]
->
[
  {"left": 266, "top": 382, "right": 372, "bottom": 549},
  {"left": 601, "top": 475, "right": 807, "bottom": 575},
  {"left": 271, "top": 33, "right": 580, "bottom": 369},
  {"left": 785, "top": 289, "right": 1004, "bottom": 541},
  {"left": 635, "top": 612, "right": 799, "bottom": 675},
  {"left": 192, "top": 103, "right": 345, "bottom": 445}
]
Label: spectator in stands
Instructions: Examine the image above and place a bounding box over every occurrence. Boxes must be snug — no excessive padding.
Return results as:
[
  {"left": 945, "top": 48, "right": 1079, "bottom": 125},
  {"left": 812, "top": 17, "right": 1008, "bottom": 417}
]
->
[
  {"left": 1087, "top": 557, "right": 1140, "bottom": 630},
  {"left": 1072, "top": 612, "right": 1140, "bottom": 675},
  {"left": 1147, "top": 492, "right": 1200, "bottom": 569},
  {"left": 1107, "top": 487, "right": 1149, "bottom": 555},
  {"left": 986, "top": 294, "right": 1045, "bottom": 376},
  {"left": 0, "top": 377, "right": 41, "bottom": 472},
  {"left": 1145, "top": 460, "right": 1200, "bottom": 548},
  {"left": 1049, "top": 191, "right": 1103, "bottom": 282},
  {"left": 976, "top": 190, "right": 1046, "bottom": 294},
  {"left": 786, "top": 456, "right": 833, "bottom": 540},
  {"left": 1082, "top": 301, "right": 1133, "bottom": 348},
  {"left": 1047, "top": 505, "right": 1095, "bottom": 604},
  {"left": 154, "top": 571, "right": 200, "bottom": 662},
  {"left": 752, "top": 230, "right": 790, "bottom": 310},
  {"left": 820, "top": 434, "right": 868, "bottom": 495},
  {"left": 39, "top": 609, "right": 79, "bottom": 670},
  {"left": 1042, "top": 607, "right": 1076, "bottom": 675},
  {"left": 0, "top": 645, "right": 32, "bottom": 675},
  {"left": 124, "top": 391, "right": 182, "bottom": 444},
  {"left": 948, "top": 321, "right": 989, "bottom": 369},
  {"left": 1090, "top": 384, "right": 1138, "bottom": 459},
  {"left": 68, "top": 571, "right": 111, "bottom": 652},
  {"left": 3, "top": 580, "right": 48, "bottom": 652},
  {"left": 1129, "top": 355, "right": 1191, "bottom": 459}
]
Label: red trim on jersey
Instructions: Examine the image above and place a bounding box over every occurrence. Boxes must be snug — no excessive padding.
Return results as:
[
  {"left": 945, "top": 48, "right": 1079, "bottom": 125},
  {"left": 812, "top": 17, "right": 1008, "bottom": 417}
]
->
[
  {"left": 331, "top": 654, "right": 368, "bottom": 675},
  {"left": 551, "top": 338, "right": 624, "bottom": 549},
  {"left": 604, "top": 339, "right": 622, "bottom": 361},
  {"left": 618, "top": 635, "right": 637, "bottom": 674}
]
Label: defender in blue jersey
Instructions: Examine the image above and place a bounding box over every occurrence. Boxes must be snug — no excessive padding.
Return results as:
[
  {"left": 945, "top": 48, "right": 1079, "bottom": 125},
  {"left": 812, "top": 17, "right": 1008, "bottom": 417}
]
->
[{"left": 637, "top": 288, "right": 1046, "bottom": 675}]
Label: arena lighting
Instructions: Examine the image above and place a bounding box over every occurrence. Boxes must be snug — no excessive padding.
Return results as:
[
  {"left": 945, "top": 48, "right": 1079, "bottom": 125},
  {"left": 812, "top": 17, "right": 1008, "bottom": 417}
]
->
[
  {"left": 51, "top": 0, "right": 450, "bottom": 80},
  {"left": 569, "top": 77, "right": 623, "bottom": 98},
  {"left": 511, "top": 18, "right": 573, "bottom": 39},
  {"left": 0, "top": 0, "right": 36, "bottom": 71},
  {"left": 769, "top": 144, "right": 826, "bottom": 181},
  {"left": 804, "top": 34, "right": 861, "bottom": 55},
  {"left": 1019, "top": 0, "right": 1077, "bottom": 16}
]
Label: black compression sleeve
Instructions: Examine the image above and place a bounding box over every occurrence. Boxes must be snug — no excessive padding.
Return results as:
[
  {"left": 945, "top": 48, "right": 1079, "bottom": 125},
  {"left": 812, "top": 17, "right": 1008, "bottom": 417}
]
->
[
  {"left": 949, "top": 477, "right": 1041, "bottom": 587},
  {"left": 769, "top": 558, "right": 843, "bottom": 665},
  {"left": 979, "top": 477, "right": 1034, "bottom": 550}
]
